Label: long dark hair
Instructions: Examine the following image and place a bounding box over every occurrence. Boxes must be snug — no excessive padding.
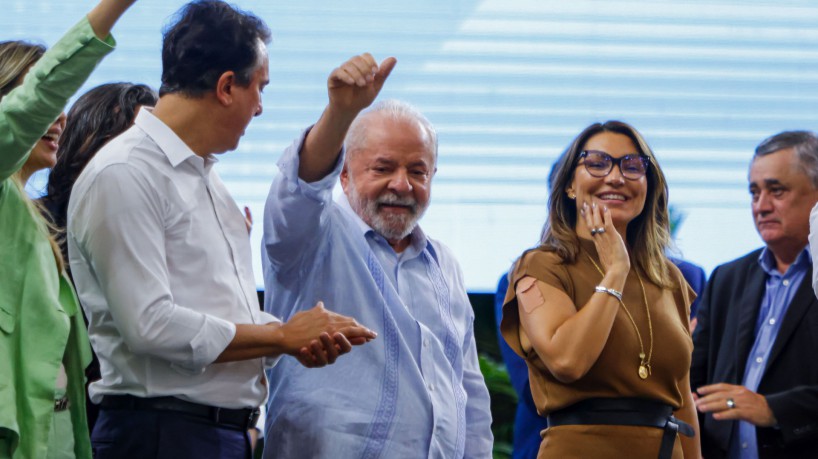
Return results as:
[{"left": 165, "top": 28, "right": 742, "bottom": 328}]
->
[
  {"left": 42, "top": 82, "right": 157, "bottom": 258},
  {"left": 540, "top": 120, "right": 673, "bottom": 288}
]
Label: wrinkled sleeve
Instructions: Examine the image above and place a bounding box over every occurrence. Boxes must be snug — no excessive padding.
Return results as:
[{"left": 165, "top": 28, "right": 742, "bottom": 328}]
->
[
  {"left": 262, "top": 127, "right": 343, "bottom": 273},
  {"left": 70, "top": 164, "right": 235, "bottom": 372},
  {"left": 0, "top": 17, "right": 114, "bottom": 181}
]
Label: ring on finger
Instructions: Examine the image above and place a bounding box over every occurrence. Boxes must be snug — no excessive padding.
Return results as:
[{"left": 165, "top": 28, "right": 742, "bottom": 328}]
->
[
  {"left": 596, "top": 227, "right": 606, "bottom": 234},
  {"left": 590, "top": 228, "right": 598, "bottom": 235},
  {"left": 726, "top": 398, "right": 736, "bottom": 409}
]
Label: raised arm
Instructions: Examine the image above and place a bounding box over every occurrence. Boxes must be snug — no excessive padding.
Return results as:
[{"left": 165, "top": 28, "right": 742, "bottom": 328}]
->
[
  {"left": 262, "top": 54, "right": 396, "bottom": 273},
  {"left": 86, "top": 0, "right": 137, "bottom": 40},
  {"left": 298, "top": 53, "right": 396, "bottom": 182},
  {"left": 0, "top": 0, "right": 136, "bottom": 180}
]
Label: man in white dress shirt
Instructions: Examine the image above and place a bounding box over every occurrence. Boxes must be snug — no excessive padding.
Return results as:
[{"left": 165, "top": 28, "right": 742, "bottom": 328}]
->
[{"left": 67, "top": 2, "right": 375, "bottom": 457}]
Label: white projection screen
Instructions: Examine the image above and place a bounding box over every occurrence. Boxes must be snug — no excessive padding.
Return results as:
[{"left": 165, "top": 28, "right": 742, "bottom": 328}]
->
[{"left": 7, "top": 0, "right": 818, "bottom": 291}]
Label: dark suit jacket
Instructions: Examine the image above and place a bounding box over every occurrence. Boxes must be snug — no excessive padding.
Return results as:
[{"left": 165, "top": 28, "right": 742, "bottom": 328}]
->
[{"left": 691, "top": 248, "right": 818, "bottom": 459}]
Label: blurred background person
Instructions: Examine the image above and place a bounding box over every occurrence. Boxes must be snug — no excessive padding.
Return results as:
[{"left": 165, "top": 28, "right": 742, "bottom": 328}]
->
[
  {"left": 42, "top": 82, "right": 157, "bottom": 257},
  {"left": 39, "top": 82, "right": 157, "bottom": 433}
]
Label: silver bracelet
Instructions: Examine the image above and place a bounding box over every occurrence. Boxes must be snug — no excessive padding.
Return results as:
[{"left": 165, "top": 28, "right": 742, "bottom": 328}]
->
[{"left": 594, "top": 285, "right": 622, "bottom": 302}]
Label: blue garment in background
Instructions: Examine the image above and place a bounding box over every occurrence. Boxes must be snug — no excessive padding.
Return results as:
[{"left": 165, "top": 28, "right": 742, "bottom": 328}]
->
[
  {"left": 672, "top": 257, "right": 707, "bottom": 319},
  {"left": 494, "top": 273, "right": 547, "bottom": 459}
]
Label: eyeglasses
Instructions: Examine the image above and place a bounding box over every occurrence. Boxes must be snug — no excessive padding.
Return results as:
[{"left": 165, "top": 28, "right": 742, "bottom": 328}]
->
[{"left": 578, "top": 150, "right": 650, "bottom": 180}]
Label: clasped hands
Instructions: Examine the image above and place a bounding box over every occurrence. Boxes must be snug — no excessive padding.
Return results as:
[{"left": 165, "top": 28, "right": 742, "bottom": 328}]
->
[{"left": 276, "top": 302, "right": 377, "bottom": 368}]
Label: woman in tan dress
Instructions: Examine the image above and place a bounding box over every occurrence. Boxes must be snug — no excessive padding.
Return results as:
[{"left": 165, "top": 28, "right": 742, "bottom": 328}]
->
[{"left": 501, "top": 121, "right": 701, "bottom": 459}]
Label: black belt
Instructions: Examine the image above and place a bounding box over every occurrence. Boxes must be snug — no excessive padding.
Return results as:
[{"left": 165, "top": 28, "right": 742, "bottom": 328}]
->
[
  {"left": 547, "top": 398, "right": 694, "bottom": 459},
  {"left": 101, "top": 395, "right": 259, "bottom": 431}
]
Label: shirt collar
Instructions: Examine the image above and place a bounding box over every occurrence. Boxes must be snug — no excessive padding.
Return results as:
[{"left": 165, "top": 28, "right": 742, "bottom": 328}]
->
[
  {"left": 134, "top": 108, "right": 217, "bottom": 174},
  {"left": 336, "top": 192, "right": 428, "bottom": 254},
  {"left": 758, "top": 245, "right": 812, "bottom": 277}
]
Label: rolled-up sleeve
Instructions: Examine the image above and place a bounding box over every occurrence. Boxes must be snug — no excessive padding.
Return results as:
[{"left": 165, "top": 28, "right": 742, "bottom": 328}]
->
[{"left": 71, "top": 163, "right": 234, "bottom": 371}]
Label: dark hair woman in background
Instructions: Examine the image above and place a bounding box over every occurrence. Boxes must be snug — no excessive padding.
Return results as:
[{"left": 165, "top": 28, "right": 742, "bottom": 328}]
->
[
  {"left": 40, "top": 82, "right": 157, "bottom": 433},
  {"left": 42, "top": 82, "right": 158, "bottom": 261}
]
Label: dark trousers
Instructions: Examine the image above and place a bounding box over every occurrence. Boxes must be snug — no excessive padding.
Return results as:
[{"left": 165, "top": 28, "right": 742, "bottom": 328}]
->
[{"left": 91, "top": 407, "right": 251, "bottom": 459}]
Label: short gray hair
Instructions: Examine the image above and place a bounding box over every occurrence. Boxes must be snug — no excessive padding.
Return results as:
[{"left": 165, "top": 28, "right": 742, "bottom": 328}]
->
[
  {"left": 344, "top": 99, "right": 438, "bottom": 161},
  {"left": 754, "top": 130, "right": 818, "bottom": 189}
]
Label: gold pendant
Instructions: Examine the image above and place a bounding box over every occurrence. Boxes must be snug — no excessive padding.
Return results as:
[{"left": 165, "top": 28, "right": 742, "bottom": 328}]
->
[{"left": 638, "top": 365, "right": 649, "bottom": 380}]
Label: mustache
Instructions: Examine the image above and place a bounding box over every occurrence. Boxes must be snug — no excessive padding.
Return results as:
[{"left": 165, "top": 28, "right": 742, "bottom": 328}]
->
[{"left": 376, "top": 193, "right": 417, "bottom": 211}]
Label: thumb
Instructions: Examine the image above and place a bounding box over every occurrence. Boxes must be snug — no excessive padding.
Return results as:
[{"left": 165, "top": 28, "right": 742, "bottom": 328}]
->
[{"left": 375, "top": 57, "right": 397, "bottom": 85}]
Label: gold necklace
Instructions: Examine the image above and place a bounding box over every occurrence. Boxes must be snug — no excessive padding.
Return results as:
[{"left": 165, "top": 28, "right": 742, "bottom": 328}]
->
[{"left": 586, "top": 255, "right": 654, "bottom": 380}]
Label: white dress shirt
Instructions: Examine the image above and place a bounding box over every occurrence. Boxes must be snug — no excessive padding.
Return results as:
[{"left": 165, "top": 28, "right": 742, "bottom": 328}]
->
[{"left": 68, "top": 109, "right": 278, "bottom": 409}]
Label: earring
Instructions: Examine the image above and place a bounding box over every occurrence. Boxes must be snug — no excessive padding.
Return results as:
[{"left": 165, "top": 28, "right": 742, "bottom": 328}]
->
[{"left": 567, "top": 192, "right": 576, "bottom": 199}]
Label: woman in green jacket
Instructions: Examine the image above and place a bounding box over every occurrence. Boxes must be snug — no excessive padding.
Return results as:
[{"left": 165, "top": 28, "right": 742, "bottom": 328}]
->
[{"left": 0, "top": 1, "right": 137, "bottom": 457}]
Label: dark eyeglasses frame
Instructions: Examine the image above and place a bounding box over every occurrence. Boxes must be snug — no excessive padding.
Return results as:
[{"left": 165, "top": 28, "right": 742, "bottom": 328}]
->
[{"left": 578, "top": 150, "right": 650, "bottom": 180}]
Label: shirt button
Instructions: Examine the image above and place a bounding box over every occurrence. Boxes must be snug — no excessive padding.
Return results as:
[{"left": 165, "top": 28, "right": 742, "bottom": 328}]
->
[
  {"left": 769, "top": 318, "right": 776, "bottom": 325},
  {"left": 756, "top": 357, "right": 764, "bottom": 364},
  {"left": 742, "top": 442, "right": 748, "bottom": 449},
  {"left": 428, "top": 384, "right": 435, "bottom": 392},
  {"left": 782, "top": 279, "right": 790, "bottom": 286},
  {"left": 423, "top": 339, "right": 429, "bottom": 348}
]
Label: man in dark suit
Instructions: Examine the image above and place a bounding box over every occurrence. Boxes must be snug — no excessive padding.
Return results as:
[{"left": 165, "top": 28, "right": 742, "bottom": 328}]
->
[{"left": 691, "top": 130, "right": 818, "bottom": 459}]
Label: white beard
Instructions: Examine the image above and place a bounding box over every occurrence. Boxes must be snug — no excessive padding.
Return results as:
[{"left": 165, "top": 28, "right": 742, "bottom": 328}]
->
[{"left": 346, "top": 180, "right": 428, "bottom": 242}]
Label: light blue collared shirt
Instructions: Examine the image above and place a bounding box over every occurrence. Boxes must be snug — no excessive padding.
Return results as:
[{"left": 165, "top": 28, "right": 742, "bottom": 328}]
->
[
  {"left": 731, "top": 246, "right": 811, "bottom": 459},
  {"left": 260, "top": 130, "right": 493, "bottom": 459}
]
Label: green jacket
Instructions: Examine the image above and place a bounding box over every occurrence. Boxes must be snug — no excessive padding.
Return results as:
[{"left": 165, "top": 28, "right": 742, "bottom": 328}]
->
[{"left": 0, "top": 17, "right": 114, "bottom": 459}]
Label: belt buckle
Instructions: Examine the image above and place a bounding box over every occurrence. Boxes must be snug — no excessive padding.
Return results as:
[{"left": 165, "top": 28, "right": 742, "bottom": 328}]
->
[
  {"left": 54, "top": 396, "right": 70, "bottom": 412},
  {"left": 212, "top": 406, "right": 260, "bottom": 430}
]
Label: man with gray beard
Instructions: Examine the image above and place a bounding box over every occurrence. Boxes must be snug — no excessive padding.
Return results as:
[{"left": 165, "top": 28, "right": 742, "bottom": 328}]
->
[{"left": 260, "top": 65, "right": 493, "bottom": 457}]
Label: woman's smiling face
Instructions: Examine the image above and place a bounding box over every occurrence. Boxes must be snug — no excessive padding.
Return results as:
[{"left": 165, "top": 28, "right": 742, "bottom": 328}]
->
[{"left": 567, "top": 131, "right": 648, "bottom": 235}]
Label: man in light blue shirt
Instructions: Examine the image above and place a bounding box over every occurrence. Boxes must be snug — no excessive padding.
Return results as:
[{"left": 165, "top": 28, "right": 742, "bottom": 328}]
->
[
  {"left": 691, "top": 130, "right": 818, "bottom": 459},
  {"left": 261, "top": 54, "right": 493, "bottom": 458}
]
